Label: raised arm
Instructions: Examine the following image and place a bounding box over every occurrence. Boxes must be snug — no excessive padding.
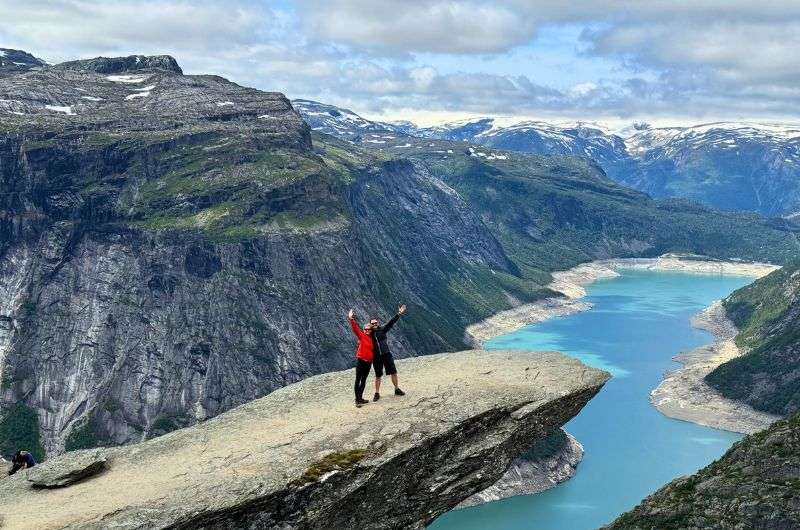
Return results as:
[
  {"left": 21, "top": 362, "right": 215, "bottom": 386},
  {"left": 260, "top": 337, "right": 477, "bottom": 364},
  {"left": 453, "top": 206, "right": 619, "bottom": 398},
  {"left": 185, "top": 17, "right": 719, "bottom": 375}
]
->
[
  {"left": 383, "top": 304, "right": 406, "bottom": 333},
  {"left": 348, "top": 310, "right": 366, "bottom": 339}
]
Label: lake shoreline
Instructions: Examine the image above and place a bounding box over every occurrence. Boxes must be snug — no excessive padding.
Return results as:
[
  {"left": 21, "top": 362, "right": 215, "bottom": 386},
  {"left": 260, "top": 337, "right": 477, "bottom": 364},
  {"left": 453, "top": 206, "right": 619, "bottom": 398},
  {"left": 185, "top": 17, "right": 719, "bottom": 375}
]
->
[
  {"left": 465, "top": 254, "right": 780, "bottom": 436},
  {"left": 438, "top": 256, "right": 777, "bottom": 528},
  {"left": 649, "top": 301, "right": 780, "bottom": 434},
  {"left": 466, "top": 255, "right": 779, "bottom": 345}
]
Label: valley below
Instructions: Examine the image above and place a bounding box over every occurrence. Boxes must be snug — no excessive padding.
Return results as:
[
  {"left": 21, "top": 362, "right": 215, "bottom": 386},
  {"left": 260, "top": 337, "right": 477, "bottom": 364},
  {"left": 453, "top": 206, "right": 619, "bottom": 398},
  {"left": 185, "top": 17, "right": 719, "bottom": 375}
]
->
[{"left": 434, "top": 266, "right": 764, "bottom": 529}]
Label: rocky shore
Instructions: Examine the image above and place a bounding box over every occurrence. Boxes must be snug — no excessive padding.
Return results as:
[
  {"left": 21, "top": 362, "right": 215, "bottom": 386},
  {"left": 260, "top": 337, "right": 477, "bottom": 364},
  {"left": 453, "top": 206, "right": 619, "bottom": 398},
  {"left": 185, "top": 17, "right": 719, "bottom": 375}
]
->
[
  {"left": 464, "top": 262, "right": 620, "bottom": 345},
  {"left": 650, "top": 301, "right": 780, "bottom": 434}
]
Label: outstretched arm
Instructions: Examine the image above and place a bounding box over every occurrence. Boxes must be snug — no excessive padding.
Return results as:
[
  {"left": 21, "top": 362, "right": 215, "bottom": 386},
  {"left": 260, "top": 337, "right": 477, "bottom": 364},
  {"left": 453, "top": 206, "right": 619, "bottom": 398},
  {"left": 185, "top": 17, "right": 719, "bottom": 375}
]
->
[
  {"left": 348, "top": 312, "right": 365, "bottom": 339},
  {"left": 383, "top": 304, "right": 406, "bottom": 333}
]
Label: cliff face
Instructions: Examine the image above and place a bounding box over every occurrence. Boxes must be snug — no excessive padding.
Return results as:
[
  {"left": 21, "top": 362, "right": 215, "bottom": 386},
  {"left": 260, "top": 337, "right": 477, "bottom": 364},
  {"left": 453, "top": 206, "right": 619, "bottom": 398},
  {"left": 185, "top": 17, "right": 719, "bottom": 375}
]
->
[
  {"left": 0, "top": 349, "right": 610, "bottom": 530},
  {"left": 705, "top": 262, "right": 800, "bottom": 416},
  {"left": 606, "top": 413, "right": 800, "bottom": 530},
  {"left": 0, "top": 55, "right": 522, "bottom": 455},
  {"left": 2, "top": 52, "right": 800, "bottom": 457}
]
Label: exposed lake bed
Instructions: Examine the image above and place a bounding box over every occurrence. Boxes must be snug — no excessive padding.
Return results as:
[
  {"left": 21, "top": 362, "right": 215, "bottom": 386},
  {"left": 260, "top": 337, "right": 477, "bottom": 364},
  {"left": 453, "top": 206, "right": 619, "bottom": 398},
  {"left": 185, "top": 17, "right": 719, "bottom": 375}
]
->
[{"left": 650, "top": 300, "right": 779, "bottom": 434}]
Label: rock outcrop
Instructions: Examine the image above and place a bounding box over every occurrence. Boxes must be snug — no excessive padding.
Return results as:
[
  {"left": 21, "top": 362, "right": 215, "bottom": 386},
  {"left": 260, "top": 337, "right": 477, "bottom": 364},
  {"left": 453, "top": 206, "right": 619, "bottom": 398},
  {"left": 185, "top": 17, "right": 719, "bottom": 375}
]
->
[
  {"left": 27, "top": 448, "right": 107, "bottom": 488},
  {"left": 606, "top": 413, "right": 800, "bottom": 530},
  {"left": 0, "top": 48, "right": 46, "bottom": 76},
  {"left": 458, "top": 428, "right": 583, "bottom": 508},
  {"left": 0, "top": 349, "right": 609, "bottom": 530},
  {"left": 56, "top": 54, "right": 183, "bottom": 74}
]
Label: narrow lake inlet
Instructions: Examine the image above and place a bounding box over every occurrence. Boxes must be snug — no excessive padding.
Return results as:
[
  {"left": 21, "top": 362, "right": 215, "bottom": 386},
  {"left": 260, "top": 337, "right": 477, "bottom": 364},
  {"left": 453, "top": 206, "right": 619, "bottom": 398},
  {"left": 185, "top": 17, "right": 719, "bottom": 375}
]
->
[{"left": 431, "top": 269, "right": 753, "bottom": 530}]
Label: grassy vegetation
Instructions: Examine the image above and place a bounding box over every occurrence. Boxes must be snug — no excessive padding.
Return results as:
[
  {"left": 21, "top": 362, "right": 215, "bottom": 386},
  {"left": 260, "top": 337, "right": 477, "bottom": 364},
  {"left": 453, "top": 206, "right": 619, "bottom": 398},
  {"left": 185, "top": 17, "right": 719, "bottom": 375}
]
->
[
  {"left": 65, "top": 415, "right": 101, "bottom": 452},
  {"left": 722, "top": 263, "right": 800, "bottom": 347},
  {"left": 150, "top": 415, "right": 180, "bottom": 434},
  {"left": 120, "top": 134, "right": 366, "bottom": 241},
  {"left": 147, "top": 413, "right": 190, "bottom": 439},
  {"left": 0, "top": 403, "right": 46, "bottom": 462},
  {"left": 292, "top": 448, "right": 369, "bottom": 486}
]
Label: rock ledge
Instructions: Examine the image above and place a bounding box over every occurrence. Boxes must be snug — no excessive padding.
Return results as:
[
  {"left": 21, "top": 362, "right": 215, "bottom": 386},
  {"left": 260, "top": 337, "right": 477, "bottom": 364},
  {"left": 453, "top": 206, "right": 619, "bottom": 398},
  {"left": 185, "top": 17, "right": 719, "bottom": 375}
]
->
[{"left": 0, "top": 349, "right": 608, "bottom": 530}]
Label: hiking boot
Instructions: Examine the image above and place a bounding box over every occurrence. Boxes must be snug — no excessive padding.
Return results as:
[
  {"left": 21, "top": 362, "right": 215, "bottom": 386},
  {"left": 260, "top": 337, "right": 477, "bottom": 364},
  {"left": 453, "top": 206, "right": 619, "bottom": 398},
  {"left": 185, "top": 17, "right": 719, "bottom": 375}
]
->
[
  {"left": 355, "top": 401, "right": 363, "bottom": 408},
  {"left": 357, "top": 397, "right": 370, "bottom": 405},
  {"left": 373, "top": 393, "right": 380, "bottom": 402},
  {"left": 394, "top": 388, "right": 405, "bottom": 396}
]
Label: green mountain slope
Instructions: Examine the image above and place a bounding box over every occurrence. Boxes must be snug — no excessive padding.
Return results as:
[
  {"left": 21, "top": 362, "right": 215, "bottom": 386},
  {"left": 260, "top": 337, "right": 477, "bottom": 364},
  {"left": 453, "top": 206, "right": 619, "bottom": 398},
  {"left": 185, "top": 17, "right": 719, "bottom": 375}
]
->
[
  {"left": 606, "top": 413, "right": 800, "bottom": 530},
  {"left": 706, "top": 262, "right": 800, "bottom": 415}
]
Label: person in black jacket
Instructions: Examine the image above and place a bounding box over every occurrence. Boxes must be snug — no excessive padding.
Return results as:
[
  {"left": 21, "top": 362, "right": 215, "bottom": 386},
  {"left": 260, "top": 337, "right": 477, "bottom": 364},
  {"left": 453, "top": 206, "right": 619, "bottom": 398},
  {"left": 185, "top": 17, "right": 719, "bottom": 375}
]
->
[
  {"left": 8, "top": 450, "right": 35, "bottom": 475},
  {"left": 369, "top": 304, "right": 407, "bottom": 401}
]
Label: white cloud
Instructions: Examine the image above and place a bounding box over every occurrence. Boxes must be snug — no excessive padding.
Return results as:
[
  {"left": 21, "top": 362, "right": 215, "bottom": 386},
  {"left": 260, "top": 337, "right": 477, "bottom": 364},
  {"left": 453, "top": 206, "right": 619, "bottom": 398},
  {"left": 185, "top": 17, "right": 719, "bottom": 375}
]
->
[
  {"left": 3, "top": 0, "right": 800, "bottom": 123},
  {"left": 0, "top": 1, "right": 272, "bottom": 62},
  {"left": 296, "top": 0, "right": 539, "bottom": 54}
]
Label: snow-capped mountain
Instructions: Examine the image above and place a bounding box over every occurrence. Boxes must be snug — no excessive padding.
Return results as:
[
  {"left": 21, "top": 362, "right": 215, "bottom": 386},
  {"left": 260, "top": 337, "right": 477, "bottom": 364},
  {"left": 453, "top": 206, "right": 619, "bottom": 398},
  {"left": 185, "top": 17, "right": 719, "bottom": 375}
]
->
[
  {"left": 621, "top": 123, "right": 800, "bottom": 216},
  {"left": 420, "top": 117, "right": 631, "bottom": 171},
  {"left": 0, "top": 48, "right": 46, "bottom": 76},
  {"left": 293, "top": 99, "right": 800, "bottom": 217},
  {"left": 292, "top": 99, "right": 411, "bottom": 141}
]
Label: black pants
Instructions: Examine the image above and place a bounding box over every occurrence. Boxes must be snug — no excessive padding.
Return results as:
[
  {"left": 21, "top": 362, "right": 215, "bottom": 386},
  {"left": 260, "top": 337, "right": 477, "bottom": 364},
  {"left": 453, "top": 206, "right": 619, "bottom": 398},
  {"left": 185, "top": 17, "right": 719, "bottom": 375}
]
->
[
  {"left": 8, "top": 462, "right": 32, "bottom": 475},
  {"left": 354, "top": 359, "right": 371, "bottom": 401}
]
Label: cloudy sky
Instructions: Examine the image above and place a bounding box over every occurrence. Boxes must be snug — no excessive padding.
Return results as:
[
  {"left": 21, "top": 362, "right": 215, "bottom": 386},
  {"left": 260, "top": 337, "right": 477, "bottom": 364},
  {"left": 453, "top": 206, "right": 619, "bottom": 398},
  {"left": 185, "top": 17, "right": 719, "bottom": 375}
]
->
[{"left": 2, "top": 0, "right": 800, "bottom": 126}]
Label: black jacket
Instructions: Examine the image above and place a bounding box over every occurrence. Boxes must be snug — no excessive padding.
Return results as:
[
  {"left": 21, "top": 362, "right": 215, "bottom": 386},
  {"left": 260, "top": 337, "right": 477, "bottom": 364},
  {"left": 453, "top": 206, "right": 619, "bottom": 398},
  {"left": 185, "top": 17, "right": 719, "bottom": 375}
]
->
[{"left": 371, "top": 313, "right": 401, "bottom": 358}]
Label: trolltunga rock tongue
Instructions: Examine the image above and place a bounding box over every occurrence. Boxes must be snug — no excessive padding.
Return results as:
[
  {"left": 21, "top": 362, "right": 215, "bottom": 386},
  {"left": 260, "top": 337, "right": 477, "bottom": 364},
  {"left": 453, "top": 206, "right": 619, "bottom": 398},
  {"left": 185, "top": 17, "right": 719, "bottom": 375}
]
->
[{"left": 0, "top": 349, "right": 608, "bottom": 530}]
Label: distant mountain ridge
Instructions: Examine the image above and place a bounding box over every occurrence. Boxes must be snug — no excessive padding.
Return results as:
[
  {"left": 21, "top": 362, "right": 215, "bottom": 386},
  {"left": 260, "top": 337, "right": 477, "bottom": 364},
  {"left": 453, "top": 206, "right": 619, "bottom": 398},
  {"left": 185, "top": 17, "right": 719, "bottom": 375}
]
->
[
  {"left": 294, "top": 99, "right": 800, "bottom": 217},
  {"left": 0, "top": 48, "right": 47, "bottom": 76}
]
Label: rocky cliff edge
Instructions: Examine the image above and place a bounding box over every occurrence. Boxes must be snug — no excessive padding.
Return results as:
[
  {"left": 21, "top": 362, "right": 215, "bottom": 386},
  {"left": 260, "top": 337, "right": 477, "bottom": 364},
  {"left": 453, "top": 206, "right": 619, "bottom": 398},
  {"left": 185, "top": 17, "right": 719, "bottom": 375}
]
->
[{"left": 0, "top": 349, "right": 608, "bottom": 530}]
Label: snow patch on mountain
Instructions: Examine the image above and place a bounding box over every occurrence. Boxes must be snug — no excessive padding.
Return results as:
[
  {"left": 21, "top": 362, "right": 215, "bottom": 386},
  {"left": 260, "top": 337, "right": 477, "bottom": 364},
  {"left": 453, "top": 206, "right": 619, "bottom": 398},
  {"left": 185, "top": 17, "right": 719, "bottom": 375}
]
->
[{"left": 45, "top": 105, "right": 74, "bottom": 115}]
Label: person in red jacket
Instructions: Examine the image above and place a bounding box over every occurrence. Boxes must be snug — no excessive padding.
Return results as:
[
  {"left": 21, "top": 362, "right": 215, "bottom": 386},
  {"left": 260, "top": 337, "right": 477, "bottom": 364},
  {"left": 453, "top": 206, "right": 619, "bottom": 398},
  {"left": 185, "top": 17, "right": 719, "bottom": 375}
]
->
[{"left": 348, "top": 309, "right": 375, "bottom": 407}]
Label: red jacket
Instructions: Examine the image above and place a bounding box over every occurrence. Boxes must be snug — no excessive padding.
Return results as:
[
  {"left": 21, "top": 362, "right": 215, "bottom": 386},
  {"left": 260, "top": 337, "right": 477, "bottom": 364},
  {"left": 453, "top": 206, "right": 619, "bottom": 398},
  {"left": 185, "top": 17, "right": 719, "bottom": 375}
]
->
[{"left": 349, "top": 318, "right": 374, "bottom": 362}]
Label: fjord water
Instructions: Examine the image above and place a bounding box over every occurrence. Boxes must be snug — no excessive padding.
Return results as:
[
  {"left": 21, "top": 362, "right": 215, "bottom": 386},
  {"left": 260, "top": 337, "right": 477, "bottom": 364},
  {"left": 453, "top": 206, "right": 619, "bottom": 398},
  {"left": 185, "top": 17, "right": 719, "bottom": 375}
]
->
[{"left": 431, "top": 269, "right": 752, "bottom": 530}]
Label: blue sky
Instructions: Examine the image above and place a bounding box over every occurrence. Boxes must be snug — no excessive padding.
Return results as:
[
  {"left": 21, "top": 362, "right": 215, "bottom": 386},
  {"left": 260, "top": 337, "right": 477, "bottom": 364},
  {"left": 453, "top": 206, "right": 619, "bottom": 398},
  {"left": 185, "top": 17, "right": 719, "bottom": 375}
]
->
[{"left": 2, "top": 1, "right": 799, "bottom": 126}]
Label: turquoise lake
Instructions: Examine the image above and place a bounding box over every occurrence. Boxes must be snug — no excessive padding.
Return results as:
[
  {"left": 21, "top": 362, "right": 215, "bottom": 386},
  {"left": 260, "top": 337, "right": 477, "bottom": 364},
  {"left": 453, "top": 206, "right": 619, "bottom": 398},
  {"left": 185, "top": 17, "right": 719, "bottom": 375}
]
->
[{"left": 430, "top": 269, "right": 753, "bottom": 530}]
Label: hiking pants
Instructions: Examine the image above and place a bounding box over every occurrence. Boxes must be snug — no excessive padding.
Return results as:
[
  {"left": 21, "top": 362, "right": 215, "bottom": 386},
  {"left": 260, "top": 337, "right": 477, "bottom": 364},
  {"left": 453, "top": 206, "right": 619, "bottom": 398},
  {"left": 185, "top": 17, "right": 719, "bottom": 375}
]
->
[{"left": 354, "top": 359, "right": 371, "bottom": 401}]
